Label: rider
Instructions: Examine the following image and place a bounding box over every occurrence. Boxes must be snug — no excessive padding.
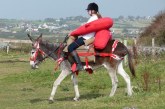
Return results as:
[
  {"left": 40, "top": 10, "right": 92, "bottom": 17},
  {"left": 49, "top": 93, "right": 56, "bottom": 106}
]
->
[{"left": 64, "top": 2, "right": 102, "bottom": 71}]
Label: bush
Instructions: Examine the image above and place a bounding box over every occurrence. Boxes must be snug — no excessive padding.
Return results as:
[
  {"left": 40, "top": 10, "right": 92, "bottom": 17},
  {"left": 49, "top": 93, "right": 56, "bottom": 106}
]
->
[{"left": 138, "top": 10, "right": 165, "bottom": 46}]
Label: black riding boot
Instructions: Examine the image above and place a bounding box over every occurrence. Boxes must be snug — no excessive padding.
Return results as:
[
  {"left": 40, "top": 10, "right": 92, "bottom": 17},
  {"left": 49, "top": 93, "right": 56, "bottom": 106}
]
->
[{"left": 71, "top": 51, "right": 83, "bottom": 71}]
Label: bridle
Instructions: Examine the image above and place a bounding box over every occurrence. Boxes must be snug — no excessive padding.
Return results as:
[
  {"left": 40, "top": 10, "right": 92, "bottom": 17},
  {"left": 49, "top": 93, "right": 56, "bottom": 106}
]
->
[
  {"left": 30, "top": 42, "right": 45, "bottom": 63},
  {"left": 30, "top": 35, "right": 69, "bottom": 66}
]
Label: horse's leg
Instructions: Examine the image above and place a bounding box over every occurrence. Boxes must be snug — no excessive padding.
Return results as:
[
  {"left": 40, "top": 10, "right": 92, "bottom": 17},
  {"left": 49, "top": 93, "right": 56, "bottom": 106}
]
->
[
  {"left": 117, "top": 62, "right": 132, "bottom": 96},
  {"left": 71, "top": 74, "right": 80, "bottom": 101},
  {"left": 103, "top": 63, "right": 118, "bottom": 97},
  {"left": 108, "top": 69, "right": 118, "bottom": 97},
  {"left": 49, "top": 69, "right": 71, "bottom": 102}
]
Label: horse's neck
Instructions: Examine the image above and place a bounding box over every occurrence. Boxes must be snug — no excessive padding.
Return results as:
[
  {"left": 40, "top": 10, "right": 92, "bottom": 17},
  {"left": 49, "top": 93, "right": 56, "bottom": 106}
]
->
[
  {"left": 41, "top": 42, "right": 62, "bottom": 60},
  {"left": 47, "top": 42, "right": 60, "bottom": 51}
]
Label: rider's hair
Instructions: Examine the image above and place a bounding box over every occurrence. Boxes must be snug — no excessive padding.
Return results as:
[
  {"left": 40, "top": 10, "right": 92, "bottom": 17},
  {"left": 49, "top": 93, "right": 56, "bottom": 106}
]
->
[
  {"left": 92, "top": 10, "right": 102, "bottom": 19},
  {"left": 96, "top": 12, "right": 102, "bottom": 19}
]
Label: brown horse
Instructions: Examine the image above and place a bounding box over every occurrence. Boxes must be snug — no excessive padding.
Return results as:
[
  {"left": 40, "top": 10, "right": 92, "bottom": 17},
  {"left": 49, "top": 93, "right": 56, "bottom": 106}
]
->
[{"left": 28, "top": 34, "right": 135, "bottom": 103}]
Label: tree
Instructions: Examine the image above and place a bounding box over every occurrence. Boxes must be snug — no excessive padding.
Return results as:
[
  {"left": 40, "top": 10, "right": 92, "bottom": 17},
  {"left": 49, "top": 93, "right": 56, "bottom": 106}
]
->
[
  {"left": 118, "top": 16, "right": 124, "bottom": 20},
  {"left": 128, "top": 16, "right": 135, "bottom": 21},
  {"left": 44, "top": 18, "right": 55, "bottom": 22}
]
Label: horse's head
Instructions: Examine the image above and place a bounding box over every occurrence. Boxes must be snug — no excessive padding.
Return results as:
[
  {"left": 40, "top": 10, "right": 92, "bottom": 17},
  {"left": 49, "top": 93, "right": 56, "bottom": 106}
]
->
[
  {"left": 28, "top": 34, "right": 46, "bottom": 69},
  {"left": 28, "top": 34, "right": 67, "bottom": 69}
]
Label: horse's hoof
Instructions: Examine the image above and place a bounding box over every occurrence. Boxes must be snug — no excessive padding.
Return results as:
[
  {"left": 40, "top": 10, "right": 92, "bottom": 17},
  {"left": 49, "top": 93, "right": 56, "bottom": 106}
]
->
[
  {"left": 48, "top": 99, "right": 54, "bottom": 104},
  {"left": 109, "top": 94, "right": 114, "bottom": 97},
  {"left": 73, "top": 97, "right": 79, "bottom": 101}
]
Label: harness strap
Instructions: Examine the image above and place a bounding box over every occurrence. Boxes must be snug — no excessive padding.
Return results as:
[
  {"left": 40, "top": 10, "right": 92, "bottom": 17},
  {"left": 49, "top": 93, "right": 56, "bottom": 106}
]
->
[
  {"left": 38, "top": 49, "right": 45, "bottom": 55},
  {"left": 30, "top": 41, "right": 46, "bottom": 62},
  {"left": 78, "top": 52, "right": 96, "bottom": 56},
  {"left": 78, "top": 40, "right": 123, "bottom": 61},
  {"left": 109, "top": 54, "right": 124, "bottom": 60},
  {"left": 85, "top": 45, "right": 94, "bottom": 68},
  {"left": 33, "top": 50, "right": 39, "bottom": 62},
  {"left": 110, "top": 40, "right": 119, "bottom": 60},
  {"left": 31, "top": 48, "right": 45, "bottom": 62},
  {"left": 111, "top": 40, "right": 119, "bottom": 53},
  {"left": 54, "top": 57, "right": 64, "bottom": 71},
  {"left": 78, "top": 52, "right": 123, "bottom": 60}
]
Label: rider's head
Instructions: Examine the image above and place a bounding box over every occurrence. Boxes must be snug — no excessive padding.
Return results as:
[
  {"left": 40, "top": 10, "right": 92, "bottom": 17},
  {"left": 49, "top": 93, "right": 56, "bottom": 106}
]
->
[{"left": 86, "top": 2, "right": 99, "bottom": 16}]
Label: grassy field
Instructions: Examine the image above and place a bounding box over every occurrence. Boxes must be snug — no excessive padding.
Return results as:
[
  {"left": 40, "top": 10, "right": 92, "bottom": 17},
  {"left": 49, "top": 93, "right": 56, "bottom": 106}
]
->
[{"left": 0, "top": 51, "right": 165, "bottom": 109}]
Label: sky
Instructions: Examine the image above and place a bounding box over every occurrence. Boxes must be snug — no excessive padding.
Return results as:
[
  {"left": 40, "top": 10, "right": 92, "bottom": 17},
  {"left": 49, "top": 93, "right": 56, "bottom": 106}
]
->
[{"left": 0, "top": 0, "right": 165, "bottom": 20}]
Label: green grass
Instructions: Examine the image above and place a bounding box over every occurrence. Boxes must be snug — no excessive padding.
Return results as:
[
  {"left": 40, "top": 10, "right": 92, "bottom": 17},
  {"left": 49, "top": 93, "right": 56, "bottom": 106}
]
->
[{"left": 0, "top": 52, "right": 165, "bottom": 109}]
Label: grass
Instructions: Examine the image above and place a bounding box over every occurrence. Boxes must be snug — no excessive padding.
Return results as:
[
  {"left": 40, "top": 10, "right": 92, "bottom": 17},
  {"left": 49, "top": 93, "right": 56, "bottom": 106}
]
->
[{"left": 0, "top": 51, "right": 165, "bottom": 109}]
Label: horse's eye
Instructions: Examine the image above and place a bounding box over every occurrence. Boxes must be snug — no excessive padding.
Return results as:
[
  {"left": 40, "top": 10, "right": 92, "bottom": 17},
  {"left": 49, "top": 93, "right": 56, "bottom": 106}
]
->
[{"left": 31, "top": 52, "right": 35, "bottom": 54}]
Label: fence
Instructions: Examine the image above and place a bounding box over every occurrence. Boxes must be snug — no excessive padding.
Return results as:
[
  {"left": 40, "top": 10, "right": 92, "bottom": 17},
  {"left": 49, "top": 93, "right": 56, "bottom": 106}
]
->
[
  {"left": 0, "top": 38, "right": 32, "bottom": 54},
  {"left": 121, "top": 38, "right": 165, "bottom": 65},
  {"left": 1, "top": 38, "right": 165, "bottom": 56},
  {"left": 131, "top": 38, "right": 165, "bottom": 56}
]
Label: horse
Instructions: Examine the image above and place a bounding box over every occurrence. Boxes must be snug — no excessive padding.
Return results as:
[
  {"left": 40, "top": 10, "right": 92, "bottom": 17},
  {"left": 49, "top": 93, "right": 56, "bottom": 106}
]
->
[{"left": 28, "top": 34, "right": 135, "bottom": 103}]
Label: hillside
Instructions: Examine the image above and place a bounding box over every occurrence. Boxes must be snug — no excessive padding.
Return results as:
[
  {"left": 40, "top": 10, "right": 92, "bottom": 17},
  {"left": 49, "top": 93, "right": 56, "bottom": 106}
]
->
[{"left": 138, "top": 11, "right": 165, "bottom": 46}]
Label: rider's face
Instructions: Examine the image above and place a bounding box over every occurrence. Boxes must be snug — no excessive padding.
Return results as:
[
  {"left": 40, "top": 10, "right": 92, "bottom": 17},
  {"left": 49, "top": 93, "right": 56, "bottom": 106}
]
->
[
  {"left": 87, "top": 10, "right": 97, "bottom": 16},
  {"left": 87, "top": 10, "right": 92, "bottom": 16}
]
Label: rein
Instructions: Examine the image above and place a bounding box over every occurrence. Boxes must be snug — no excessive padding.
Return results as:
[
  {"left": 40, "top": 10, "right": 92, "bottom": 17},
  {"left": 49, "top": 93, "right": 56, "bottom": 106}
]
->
[{"left": 42, "top": 35, "right": 68, "bottom": 61}]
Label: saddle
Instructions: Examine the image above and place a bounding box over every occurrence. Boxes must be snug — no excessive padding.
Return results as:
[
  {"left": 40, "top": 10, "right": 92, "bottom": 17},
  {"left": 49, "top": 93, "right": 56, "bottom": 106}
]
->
[
  {"left": 77, "top": 45, "right": 95, "bottom": 63},
  {"left": 74, "top": 40, "right": 122, "bottom": 74}
]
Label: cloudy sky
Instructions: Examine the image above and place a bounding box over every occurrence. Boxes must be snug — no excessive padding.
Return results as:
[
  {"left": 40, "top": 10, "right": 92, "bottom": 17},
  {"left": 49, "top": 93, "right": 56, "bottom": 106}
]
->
[{"left": 0, "top": 0, "right": 164, "bottom": 19}]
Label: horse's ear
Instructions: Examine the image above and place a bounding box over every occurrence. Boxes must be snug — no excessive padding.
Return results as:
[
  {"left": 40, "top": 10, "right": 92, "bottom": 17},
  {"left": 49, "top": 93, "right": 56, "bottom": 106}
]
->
[
  {"left": 39, "top": 33, "right": 42, "bottom": 38},
  {"left": 27, "top": 34, "right": 34, "bottom": 42},
  {"left": 37, "top": 33, "right": 43, "bottom": 41}
]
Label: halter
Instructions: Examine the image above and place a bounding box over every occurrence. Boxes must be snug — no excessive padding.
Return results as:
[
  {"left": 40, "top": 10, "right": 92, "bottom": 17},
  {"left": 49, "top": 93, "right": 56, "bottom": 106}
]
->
[
  {"left": 30, "top": 35, "right": 68, "bottom": 66},
  {"left": 30, "top": 42, "right": 45, "bottom": 63}
]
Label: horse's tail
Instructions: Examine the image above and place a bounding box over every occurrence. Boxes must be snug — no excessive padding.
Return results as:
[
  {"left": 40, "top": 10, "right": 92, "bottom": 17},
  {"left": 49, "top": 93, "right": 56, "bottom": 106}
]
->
[{"left": 126, "top": 48, "right": 136, "bottom": 77}]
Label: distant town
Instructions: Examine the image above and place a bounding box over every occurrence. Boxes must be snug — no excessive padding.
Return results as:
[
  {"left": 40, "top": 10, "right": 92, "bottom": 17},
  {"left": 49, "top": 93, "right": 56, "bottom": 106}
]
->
[{"left": 0, "top": 15, "right": 153, "bottom": 41}]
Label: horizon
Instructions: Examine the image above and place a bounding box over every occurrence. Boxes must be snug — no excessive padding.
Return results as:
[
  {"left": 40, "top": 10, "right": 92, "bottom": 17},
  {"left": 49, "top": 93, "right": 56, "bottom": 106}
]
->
[
  {"left": 0, "top": 0, "right": 164, "bottom": 20},
  {"left": 0, "top": 15, "right": 156, "bottom": 20}
]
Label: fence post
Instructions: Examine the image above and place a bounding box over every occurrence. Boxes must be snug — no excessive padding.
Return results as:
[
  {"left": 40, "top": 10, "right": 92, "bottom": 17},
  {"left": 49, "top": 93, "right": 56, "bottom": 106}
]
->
[
  {"left": 124, "top": 39, "right": 127, "bottom": 65},
  {"left": 152, "top": 38, "right": 155, "bottom": 57},
  {"left": 134, "top": 37, "right": 137, "bottom": 45},
  {"left": 56, "top": 39, "right": 59, "bottom": 43},
  {"left": 7, "top": 43, "right": 9, "bottom": 54},
  {"left": 133, "top": 37, "right": 138, "bottom": 64}
]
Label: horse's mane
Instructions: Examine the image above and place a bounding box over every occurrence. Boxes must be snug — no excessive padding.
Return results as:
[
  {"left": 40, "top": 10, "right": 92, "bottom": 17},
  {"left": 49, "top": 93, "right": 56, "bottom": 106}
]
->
[{"left": 40, "top": 40, "right": 61, "bottom": 51}]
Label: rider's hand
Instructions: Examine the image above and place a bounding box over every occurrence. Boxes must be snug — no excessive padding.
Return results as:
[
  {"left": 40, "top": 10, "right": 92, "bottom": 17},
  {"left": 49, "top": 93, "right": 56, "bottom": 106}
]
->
[{"left": 68, "top": 32, "right": 71, "bottom": 36}]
